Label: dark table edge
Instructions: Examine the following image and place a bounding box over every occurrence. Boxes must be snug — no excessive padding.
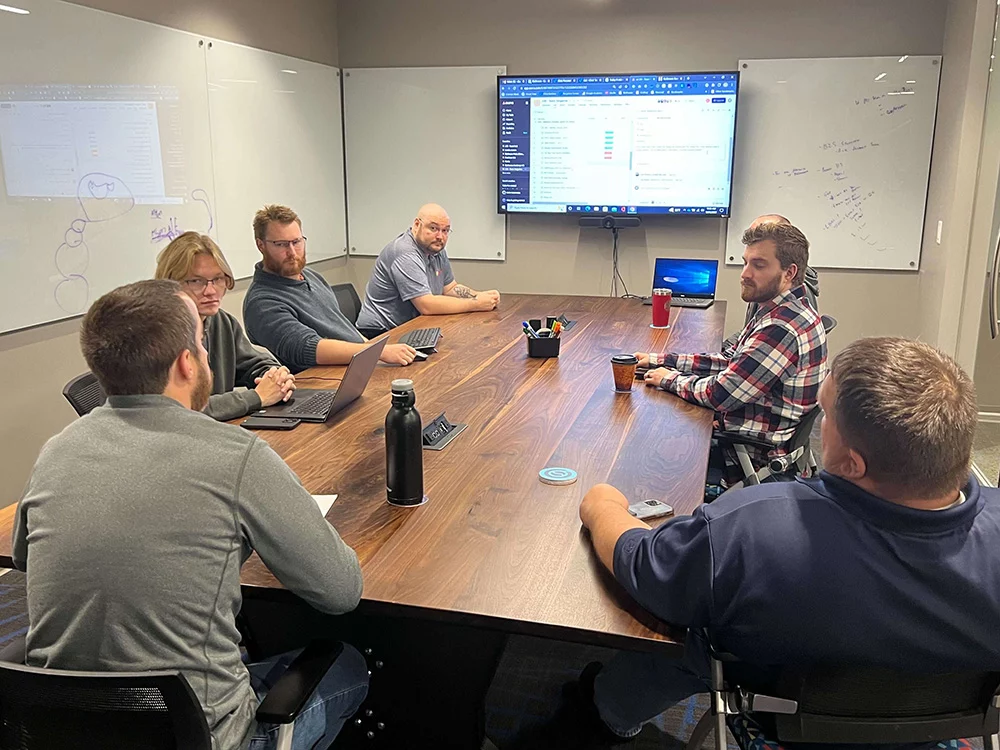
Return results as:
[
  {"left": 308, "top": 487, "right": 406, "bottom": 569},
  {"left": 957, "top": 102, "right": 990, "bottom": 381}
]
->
[{"left": 240, "top": 583, "right": 686, "bottom": 657}]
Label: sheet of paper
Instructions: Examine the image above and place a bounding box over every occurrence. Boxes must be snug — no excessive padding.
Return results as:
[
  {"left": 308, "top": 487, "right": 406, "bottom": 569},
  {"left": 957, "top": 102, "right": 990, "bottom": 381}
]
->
[{"left": 312, "top": 494, "right": 338, "bottom": 516}]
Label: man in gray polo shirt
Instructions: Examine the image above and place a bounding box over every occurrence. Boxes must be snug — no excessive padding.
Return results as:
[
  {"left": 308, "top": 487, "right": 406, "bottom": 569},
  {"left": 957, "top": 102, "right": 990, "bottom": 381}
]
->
[{"left": 355, "top": 203, "right": 500, "bottom": 336}]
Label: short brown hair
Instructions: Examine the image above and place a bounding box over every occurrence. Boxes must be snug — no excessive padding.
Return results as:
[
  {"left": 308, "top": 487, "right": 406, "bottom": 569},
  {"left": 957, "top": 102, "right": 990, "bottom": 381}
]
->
[
  {"left": 741, "top": 222, "right": 810, "bottom": 286},
  {"left": 154, "top": 232, "right": 235, "bottom": 290},
  {"left": 830, "top": 337, "right": 977, "bottom": 498},
  {"left": 80, "top": 280, "right": 198, "bottom": 396},
  {"left": 253, "top": 204, "right": 301, "bottom": 241}
]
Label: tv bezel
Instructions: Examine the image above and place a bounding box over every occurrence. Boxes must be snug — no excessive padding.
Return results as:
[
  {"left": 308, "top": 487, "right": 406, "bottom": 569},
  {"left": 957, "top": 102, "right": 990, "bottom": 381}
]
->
[{"left": 497, "top": 70, "right": 741, "bottom": 218}]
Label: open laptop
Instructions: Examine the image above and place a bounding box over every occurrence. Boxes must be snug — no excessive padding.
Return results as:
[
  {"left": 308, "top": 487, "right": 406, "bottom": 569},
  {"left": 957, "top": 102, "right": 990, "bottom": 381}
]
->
[
  {"left": 252, "top": 338, "right": 387, "bottom": 423},
  {"left": 642, "top": 258, "right": 719, "bottom": 309}
]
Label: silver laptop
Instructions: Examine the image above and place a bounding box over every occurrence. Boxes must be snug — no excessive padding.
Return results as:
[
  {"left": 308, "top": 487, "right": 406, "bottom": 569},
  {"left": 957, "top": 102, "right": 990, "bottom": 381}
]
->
[
  {"left": 253, "top": 338, "right": 387, "bottom": 423},
  {"left": 642, "top": 258, "right": 719, "bottom": 309}
]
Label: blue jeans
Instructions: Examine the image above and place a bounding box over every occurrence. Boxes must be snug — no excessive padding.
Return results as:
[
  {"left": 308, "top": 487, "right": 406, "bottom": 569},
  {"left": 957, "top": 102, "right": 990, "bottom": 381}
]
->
[
  {"left": 248, "top": 643, "right": 369, "bottom": 750},
  {"left": 593, "top": 630, "right": 712, "bottom": 738}
]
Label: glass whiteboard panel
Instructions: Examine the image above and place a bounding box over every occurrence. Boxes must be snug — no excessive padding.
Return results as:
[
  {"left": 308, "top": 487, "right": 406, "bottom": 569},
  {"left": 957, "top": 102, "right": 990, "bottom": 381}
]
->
[
  {"left": 343, "top": 66, "right": 507, "bottom": 261},
  {"left": 726, "top": 56, "right": 941, "bottom": 271},
  {"left": 0, "top": 0, "right": 216, "bottom": 333},
  {"left": 206, "top": 40, "right": 346, "bottom": 275}
]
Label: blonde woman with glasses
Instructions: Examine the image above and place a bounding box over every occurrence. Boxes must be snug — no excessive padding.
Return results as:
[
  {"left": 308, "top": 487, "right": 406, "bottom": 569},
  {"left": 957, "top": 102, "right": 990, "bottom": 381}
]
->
[{"left": 156, "top": 232, "right": 295, "bottom": 420}]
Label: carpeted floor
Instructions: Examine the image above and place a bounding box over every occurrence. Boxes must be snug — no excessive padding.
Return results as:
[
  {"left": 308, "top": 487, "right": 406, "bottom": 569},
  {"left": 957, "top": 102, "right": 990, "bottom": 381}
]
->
[
  {"left": 973, "top": 420, "right": 1000, "bottom": 488},
  {"left": 484, "top": 635, "right": 726, "bottom": 750},
  {"left": 0, "top": 570, "right": 28, "bottom": 647}
]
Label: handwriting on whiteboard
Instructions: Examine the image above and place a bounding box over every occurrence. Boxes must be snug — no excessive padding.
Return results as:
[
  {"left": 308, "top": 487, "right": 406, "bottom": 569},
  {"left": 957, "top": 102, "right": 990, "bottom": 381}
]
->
[{"left": 769, "top": 150, "right": 889, "bottom": 251}]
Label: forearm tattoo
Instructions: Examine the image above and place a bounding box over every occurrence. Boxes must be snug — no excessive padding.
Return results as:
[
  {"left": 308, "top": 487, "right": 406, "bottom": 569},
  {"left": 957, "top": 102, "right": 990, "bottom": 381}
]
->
[{"left": 453, "top": 284, "right": 476, "bottom": 299}]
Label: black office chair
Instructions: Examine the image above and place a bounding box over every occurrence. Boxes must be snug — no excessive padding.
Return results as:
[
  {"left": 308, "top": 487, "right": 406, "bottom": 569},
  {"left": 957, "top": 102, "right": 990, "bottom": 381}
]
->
[
  {"left": 713, "top": 407, "right": 823, "bottom": 494},
  {"left": 821, "top": 314, "right": 838, "bottom": 334},
  {"left": 331, "top": 282, "right": 362, "bottom": 325},
  {"left": 0, "top": 637, "right": 345, "bottom": 750},
  {"left": 62, "top": 371, "right": 106, "bottom": 417},
  {"left": 686, "top": 649, "right": 1000, "bottom": 750}
]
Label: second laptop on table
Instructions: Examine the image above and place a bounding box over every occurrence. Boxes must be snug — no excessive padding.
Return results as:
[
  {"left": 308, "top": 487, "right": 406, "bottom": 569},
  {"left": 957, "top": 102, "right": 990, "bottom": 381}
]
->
[{"left": 252, "top": 338, "right": 387, "bottom": 423}]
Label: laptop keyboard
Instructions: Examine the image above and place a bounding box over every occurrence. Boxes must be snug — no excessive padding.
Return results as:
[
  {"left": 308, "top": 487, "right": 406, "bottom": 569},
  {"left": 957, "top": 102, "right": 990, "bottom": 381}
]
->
[
  {"left": 286, "top": 391, "right": 336, "bottom": 415},
  {"left": 672, "top": 298, "right": 712, "bottom": 308},
  {"left": 399, "top": 327, "right": 441, "bottom": 350}
]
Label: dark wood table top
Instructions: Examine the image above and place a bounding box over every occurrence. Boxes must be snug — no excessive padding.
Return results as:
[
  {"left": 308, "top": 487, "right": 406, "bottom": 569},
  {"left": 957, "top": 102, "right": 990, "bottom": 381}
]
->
[{"left": 0, "top": 294, "right": 726, "bottom": 653}]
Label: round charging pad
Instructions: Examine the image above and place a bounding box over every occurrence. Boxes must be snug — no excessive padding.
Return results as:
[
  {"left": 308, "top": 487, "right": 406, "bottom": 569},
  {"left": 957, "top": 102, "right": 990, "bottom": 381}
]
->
[
  {"left": 649, "top": 324, "right": 671, "bottom": 329},
  {"left": 538, "top": 467, "right": 578, "bottom": 486},
  {"left": 387, "top": 495, "right": 429, "bottom": 508}
]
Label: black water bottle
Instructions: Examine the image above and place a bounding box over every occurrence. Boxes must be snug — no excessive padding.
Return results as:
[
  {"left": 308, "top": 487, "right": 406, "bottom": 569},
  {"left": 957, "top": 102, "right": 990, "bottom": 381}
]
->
[{"left": 385, "top": 379, "right": 424, "bottom": 506}]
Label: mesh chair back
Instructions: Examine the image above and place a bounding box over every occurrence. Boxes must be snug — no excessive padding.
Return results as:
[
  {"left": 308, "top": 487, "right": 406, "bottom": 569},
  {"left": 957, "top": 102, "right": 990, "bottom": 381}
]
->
[
  {"left": 62, "top": 372, "right": 106, "bottom": 417},
  {"left": 331, "top": 283, "right": 362, "bottom": 325},
  {"left": 0, "top": 661, "right": 212, "bottom": 750},
  {"left": 786, "top": 407, "right": 822, "bottom": 454},
  {"left": 773, "top": 665, "right": 1000, "bottom": 744}
]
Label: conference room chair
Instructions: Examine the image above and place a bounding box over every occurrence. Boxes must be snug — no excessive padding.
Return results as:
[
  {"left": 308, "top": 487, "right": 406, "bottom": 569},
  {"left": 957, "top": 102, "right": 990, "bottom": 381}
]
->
[
  {"left": 685, "top": 646, "right": 1000, "bottom": 750},
  {"left": 331, "top": 282, "right": 362, "bottom": 325},
  {"left": 62, "top": 371, "right": 106, "bottom": 417},
  {"left": 821, "top": 314, "right": 838, "bottom": 334},
  {"left": 0, "top": 636, "right": 346, "bottom": 750},
  {"left": 712, "top": 407, "right": 823, "bottom": 496}
]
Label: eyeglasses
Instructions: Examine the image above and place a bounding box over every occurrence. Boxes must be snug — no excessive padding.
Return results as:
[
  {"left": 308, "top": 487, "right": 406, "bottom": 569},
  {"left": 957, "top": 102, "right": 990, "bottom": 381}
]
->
[
  {"left": 418, "top": 221, "right": 452, "bottom": 237},
  {"left": 263, "top": 237, "right": 307, "bottom": 251},
  {"left": 182, "top": 275, "right": 229, "bottom": 292}
]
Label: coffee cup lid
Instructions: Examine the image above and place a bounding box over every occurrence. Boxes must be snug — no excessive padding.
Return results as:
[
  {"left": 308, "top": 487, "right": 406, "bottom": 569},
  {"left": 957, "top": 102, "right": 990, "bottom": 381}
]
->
[{"left": 611, "top": 354, "right": 639, "bottom": 365}]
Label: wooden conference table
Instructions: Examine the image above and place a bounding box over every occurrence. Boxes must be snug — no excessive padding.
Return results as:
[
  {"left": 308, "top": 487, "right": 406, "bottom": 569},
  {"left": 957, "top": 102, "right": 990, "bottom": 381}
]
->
[
  {"left": 240, "top": 294, "right": 725, "bottom": 648},
  {"left": 0, "top": 293, "right": 726, "bottom": 747}
]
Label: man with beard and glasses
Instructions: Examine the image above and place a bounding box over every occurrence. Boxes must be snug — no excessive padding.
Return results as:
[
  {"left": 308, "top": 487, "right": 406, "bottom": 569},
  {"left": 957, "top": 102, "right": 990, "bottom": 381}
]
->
[
  {"left": 636, "top": 222, "right": 827, "bottom": 480},
  {"left": 354, "top": 203, "right": 500, "bottom": 338},
  {"left": 243, "top": 204, "right": 417, "bottom": 373},
  {"left": 13, "top": 280, "right": 368, "bottom": 750}
]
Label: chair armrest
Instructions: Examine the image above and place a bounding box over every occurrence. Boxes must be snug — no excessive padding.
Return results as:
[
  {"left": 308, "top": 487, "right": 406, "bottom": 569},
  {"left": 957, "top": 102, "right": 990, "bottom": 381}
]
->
[
  {"left": 713, "top": 430, "right": 775, "bottom": 453},
  {"left": 0, "top": 636, "right": 26, "bottom": 664},
  {"left": 255, "top": 640, "right": 345, "bottom": 725}
]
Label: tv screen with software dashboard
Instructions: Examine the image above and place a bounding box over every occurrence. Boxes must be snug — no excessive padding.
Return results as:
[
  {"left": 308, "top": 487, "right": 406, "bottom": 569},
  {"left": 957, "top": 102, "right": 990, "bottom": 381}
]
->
[{"left": 498, "top": 72, "right": 739, "bottom": 217}]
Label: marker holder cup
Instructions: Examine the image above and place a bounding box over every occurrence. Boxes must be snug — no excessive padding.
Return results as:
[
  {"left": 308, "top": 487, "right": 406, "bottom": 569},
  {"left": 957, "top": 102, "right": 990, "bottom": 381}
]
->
[{"left": 527, "top": 336, "right": 561, "bottom": 358}]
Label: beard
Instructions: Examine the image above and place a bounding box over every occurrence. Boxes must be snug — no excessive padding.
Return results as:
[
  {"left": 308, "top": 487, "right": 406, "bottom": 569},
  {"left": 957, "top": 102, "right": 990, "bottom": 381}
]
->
[
  {"left": 191, "top": 357, "right": 213, "bottom": 413},
  {"left": 263, "top": 252, "right": 306, "bottom": 278},
  {"left": 741, "top": 274, "right": 783, "bottom": 303}
]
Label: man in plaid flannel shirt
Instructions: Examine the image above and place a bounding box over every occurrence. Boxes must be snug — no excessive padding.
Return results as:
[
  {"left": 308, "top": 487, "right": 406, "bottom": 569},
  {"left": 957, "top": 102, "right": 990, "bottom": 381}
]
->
[{"left": 639, "top": 221, "right": 828, "bottom": 481}]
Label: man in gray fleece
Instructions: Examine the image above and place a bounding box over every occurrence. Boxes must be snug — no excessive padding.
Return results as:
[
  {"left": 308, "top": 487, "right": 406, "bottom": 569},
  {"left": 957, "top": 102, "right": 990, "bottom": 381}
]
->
[
  {"left": 243, "top": 204, "right": 417, "bottom": 373},
  {"left": 13, "top": 279, "right": 367, "bottom": 750}
]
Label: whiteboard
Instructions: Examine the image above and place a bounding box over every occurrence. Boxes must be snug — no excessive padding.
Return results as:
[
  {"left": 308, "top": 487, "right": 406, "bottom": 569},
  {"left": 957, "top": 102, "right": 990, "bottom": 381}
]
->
[
  {"left": 726, "top": 56, "right": 941, "bottom": 271},
  {"left": 0, "top": 0, "right": 348, "bottom": 334},
  {"left": 343, "top": 66, "right": 507, "bottom": 261},
  {"left": 207, "top": 41, "right": 346, "bottom": 274},
  {"left": 0, "top": 0, "right": 216, "bottom": 333}
]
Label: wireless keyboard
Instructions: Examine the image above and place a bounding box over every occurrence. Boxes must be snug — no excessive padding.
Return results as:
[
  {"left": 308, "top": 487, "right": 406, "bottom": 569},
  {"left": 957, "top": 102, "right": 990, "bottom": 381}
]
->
[
  {"left": 287, "top": 391, "right": 336, "bottom": 415},
  {"left": 399, "top": 327, "right": 441, "bottom": 350}
]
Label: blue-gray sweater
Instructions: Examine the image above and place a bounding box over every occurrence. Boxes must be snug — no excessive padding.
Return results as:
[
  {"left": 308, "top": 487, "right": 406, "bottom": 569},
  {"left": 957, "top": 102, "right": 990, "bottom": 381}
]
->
[{"left": 243, "top": 263, "right": 364, "bottom": 373}]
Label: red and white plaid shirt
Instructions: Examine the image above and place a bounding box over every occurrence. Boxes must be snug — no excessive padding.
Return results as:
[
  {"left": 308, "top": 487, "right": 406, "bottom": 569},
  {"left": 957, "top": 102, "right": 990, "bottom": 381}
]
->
[{"left": 651, "top": 286, "right": 828, "bottom": 472}]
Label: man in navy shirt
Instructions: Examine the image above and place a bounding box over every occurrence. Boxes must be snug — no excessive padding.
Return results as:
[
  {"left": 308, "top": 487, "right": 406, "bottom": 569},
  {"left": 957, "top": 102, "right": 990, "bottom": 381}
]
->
[{"left": 566, "top": 337, "right": 1000, "bottom": 746}]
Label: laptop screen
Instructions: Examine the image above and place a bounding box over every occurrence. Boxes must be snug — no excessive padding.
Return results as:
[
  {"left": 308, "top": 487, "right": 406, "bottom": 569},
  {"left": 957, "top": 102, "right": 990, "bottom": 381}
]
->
[{"left": 652, "top": 258, "right": 719, "bottom": 298}]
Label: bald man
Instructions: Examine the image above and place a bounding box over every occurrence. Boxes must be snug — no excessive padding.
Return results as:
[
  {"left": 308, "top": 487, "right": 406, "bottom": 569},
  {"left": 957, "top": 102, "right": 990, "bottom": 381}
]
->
[
  {"left": 355, "top": 204, "right": 500, "bottom": 337},
  {"left": 744, "top": 213, "right": 820, "bottom": 324}
]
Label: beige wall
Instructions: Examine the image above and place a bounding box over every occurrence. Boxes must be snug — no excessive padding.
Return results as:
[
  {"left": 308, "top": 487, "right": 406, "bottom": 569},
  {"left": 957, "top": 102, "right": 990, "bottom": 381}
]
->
[
  {"left": 69, "top": 0, "right": 339, "bottom": 65},
  {"left": 0, "top": 0, "right": 341, "bottom": 506},
  {"left": 338, "top": 0, "right": 947, "bottom": 350},
  {"left": 918, "top": 0, "right": 994, "bottom": 368}
]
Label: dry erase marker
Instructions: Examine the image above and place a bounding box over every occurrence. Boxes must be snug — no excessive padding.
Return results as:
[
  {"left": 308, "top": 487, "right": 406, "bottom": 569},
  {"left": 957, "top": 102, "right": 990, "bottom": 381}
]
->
[
  {"left": 552, "top": 321, "right": 563, "bottom": 338},
  {"left": 522, "top": 321, "right": 539, "bottom": 338}
]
